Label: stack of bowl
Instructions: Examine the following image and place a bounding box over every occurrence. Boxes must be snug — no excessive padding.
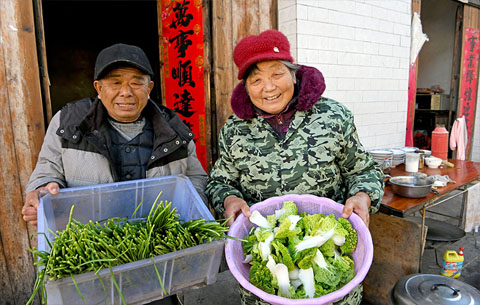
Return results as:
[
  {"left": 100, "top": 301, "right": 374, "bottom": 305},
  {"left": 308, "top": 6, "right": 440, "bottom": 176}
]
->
[
  {"left": 368, "top": 149, "right": 394, "bottom": 167},
  {"left": 399, "top": 146, "right": 418, "bottom": 154},
  {"left": 389, "top": 149, "right": 406, "bottom": 167}
]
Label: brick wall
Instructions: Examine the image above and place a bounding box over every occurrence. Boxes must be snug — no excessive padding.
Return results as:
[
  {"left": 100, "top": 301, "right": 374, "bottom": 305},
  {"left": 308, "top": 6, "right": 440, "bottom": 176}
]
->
[{"left": 278, "top": 0, "right": 412, "bottom": 149}]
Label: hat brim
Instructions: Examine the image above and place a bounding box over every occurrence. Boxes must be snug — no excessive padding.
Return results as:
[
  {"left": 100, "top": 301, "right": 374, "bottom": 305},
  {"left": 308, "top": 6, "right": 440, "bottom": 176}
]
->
[
  {"left": 95, "top": 60, "right": 153, "bottom": 80},
  {"left": 237, "top": 53, "right": 294, "bottom": 80}
]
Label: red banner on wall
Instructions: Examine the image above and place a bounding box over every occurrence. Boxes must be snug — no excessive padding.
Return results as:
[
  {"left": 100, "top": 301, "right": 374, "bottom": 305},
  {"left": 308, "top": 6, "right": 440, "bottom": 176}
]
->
[
  {"left": 161, "top": 0, "right": 206, "bottom": 170},
  {"left": 459, "top": 27, "right": 480, "bottom": 156}
]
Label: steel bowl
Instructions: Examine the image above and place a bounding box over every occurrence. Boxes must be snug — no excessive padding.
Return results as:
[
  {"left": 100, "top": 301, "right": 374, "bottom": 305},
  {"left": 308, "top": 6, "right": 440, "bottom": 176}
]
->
[{"left": 388, "top": 175, "right": 435, "bottom": 198}]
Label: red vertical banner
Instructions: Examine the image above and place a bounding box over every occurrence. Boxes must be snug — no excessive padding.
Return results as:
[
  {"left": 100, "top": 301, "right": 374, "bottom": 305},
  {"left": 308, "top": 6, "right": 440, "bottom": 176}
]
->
[
  {"left": 459, "top": 27, "right": 480, "bottom": 156},
  {"left": 161, "top": 0, "right": 207, "bottom": 170},
  {"left": 405, "top": 61, "right": 417, "bottom": 147}
]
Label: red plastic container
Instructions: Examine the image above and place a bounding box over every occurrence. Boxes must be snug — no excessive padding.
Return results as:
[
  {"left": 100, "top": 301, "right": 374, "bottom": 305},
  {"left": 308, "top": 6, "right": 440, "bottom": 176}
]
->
[{"left": 431, "top": 124, "right": 449, "bottom": 160}]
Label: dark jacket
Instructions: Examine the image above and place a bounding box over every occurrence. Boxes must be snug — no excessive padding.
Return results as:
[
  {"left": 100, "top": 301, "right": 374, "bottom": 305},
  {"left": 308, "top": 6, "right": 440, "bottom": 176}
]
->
[{"left": 26, "top": 98, "right": 207, "bottom": 201}]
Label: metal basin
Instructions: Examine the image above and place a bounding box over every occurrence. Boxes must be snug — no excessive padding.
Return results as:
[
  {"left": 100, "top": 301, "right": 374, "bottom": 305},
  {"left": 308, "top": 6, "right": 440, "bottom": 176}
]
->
[{"left": 388, "top": 175, "right": 435, "bottom": 198}]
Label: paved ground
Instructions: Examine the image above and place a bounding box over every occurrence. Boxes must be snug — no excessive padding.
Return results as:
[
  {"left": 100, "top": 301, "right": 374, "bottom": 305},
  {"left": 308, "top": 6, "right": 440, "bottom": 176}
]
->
[
  {"left": 182, "top": 191, "right": 480, "bottom": 305},
  {"left": 418, "top": 190, "right": 480, "bottom": 291}
]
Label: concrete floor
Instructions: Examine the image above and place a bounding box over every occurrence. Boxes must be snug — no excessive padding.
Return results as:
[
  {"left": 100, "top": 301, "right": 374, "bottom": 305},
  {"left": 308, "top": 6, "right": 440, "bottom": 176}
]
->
[
  {"left": 182, "top": 191, "right": 480, "bottom": 305},
  {"left": 417, "top": 190, "right": 480, "bottom": 291}
]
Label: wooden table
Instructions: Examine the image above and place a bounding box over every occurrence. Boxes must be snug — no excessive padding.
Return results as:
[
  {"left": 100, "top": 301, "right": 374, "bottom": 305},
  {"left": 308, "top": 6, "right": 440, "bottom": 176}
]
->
[
  {"left": 380, "top": 159, "right": 480, "bottom": 252},
  {"left": 381, "top": 159, "right": 480, "bottom": 216},
  {"left": 363, "top": 160, "right": 480, "bottom": 304}
]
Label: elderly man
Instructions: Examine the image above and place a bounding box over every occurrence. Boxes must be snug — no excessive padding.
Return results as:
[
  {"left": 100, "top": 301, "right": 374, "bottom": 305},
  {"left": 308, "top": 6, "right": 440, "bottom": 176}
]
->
[{"left": 22, "top": 43, "right": 207, "bottom": 225}]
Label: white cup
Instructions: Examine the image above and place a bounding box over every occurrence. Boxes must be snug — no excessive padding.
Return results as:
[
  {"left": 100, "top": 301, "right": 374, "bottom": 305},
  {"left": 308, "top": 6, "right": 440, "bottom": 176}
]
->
[{"left": 405, "top": 152, "right": 419, "bottom": 172}]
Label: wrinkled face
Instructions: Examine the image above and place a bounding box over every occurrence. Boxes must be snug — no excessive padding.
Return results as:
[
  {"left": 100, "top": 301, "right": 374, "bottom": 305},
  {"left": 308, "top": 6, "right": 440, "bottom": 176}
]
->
[
  {"left": 245, "top": 60, "right": 296, "bottom": 115},
  {"left": 94, "top": 66, "right": 154, "bottom": 122}
]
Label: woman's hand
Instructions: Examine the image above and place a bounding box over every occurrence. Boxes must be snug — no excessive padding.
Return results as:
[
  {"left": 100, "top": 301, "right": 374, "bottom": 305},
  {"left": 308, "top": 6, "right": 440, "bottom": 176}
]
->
[
  {"left": 224, "top": 195, "right": 251, "bottom": 226},
  {"left": 341, "top": 191, "right": 371, "bottom": 227},
  {"left": 22, "top": 182, "right": 60, "bottom": 226}
]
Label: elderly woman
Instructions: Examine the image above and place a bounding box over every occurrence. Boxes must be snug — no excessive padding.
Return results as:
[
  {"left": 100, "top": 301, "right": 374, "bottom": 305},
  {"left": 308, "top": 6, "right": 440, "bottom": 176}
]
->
[{"left": 206, "top": 30, "right": 384, "bottom": 304}]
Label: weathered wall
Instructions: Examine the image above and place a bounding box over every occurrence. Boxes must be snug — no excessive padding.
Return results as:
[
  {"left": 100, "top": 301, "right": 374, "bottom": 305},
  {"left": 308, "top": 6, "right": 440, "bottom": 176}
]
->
[
  {"left": 212, "top": 0, "right": 277, "bottom": 135},
  {"left": 0, "top": 0, "right": 46, "bottom": 303}
]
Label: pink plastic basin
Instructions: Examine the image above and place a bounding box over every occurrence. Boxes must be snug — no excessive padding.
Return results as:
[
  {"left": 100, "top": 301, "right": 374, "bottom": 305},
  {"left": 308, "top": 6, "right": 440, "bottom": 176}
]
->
[{"left": 225, "top": 194, "right": 374, "bottom": 305}]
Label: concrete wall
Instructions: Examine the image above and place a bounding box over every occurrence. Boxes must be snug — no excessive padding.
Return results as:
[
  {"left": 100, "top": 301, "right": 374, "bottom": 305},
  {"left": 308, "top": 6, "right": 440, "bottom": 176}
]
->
[
  {"left": 278, "top": 0, "right": 412, "bottom": 149},
  {"left": 417, "top": 0, "right": 457, "bottom": 94}
]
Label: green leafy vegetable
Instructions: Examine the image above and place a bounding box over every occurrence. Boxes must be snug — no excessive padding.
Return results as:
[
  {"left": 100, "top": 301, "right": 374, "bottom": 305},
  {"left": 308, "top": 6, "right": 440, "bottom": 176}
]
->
[
  {"left": 28, "top": 194, "right": 231, "bottom": 304},
  {"left": 249, "top": 260, "right": 275, "bottom": 294},
  {"left": 243, "top": 201, "right": 358, "bottom": 299},
  {"left": 338, "top": 217, "right": 358, "bottom": 254}
]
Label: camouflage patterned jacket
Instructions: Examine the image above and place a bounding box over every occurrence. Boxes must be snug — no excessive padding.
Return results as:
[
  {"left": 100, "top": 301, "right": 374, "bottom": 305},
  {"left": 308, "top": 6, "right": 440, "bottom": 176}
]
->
[{"left": 206, "top": 65, "right": 384, "bottom": 217}]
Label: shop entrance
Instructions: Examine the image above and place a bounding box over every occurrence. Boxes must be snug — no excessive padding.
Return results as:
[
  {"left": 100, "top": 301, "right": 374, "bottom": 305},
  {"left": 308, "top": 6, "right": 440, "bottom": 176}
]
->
[
  {"left": 41, "top": 0, "right": 161, "bottom": 115},
  {"left": 412, "top": 0, "right": 479, "bottom": 159},
  {"left": 413, "top": 0, "right": 462, "bottom": 155}
]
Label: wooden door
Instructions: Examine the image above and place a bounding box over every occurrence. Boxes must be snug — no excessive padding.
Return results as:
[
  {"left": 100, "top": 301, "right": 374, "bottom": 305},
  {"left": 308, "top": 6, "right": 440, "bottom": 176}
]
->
[
  {"left": 211, "top": 0, "right": 277, "bottom": 148},
  {"left": 0, "top": 1, "right": 46, "bottom": 304}
]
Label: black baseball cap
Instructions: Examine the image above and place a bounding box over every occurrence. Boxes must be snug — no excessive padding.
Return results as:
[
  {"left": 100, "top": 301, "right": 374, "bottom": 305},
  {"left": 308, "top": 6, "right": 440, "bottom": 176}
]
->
[{"left": 94, "top": 43, "right": 154, "bottom": 80}]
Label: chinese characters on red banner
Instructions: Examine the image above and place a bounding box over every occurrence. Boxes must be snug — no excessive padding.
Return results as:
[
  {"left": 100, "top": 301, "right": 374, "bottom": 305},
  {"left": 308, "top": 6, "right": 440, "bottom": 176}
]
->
[
  {"left": 161, "top": 0, "right": 206, "bottom": 170},
  {"left": 459, "top": 27, "right": 479, "bottom": 156}
]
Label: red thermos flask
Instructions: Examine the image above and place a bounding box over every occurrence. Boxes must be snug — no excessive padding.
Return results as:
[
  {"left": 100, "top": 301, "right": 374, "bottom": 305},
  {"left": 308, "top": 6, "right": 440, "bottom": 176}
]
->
[{"left": 431, "top": 124, "right": 449, "bottom": 160}]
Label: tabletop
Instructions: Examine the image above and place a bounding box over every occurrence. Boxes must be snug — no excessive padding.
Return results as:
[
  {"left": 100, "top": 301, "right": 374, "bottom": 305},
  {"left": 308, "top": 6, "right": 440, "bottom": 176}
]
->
[{"left": 380, "top": 159, "right": 480, "bottom": 217}]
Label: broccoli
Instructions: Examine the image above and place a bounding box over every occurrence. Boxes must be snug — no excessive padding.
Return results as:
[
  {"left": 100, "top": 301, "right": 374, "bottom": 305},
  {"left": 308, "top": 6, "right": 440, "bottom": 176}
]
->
[
  {"left": 300, "top": 214, "right": 323, "bottom": 235},
  {"left": 332, "top": 224, "right": 348, "bottom": 246},
  {"left": 312, "top": 250, "right": 341, "bottom": 288},
  {"left": 243, "top": 201, "right": 359, "bottom": 300},
  {"left": 294, "top": 226, "right": 335, "bottom": 252},
  {"left": 291, "top": 287, "right": 307, "bottom": 299},
  {"left": 274, "top": 218, "right": 298, "bottom": 239},
  {"left": 242, "top": 233, "right": 257, "bottom": 254},
  {"left": 276, "top": 201, "right": 298, "bottom": 223},
  {"left": 271, "top": 240, "right": 295, "bottom": 271},
  {"left": 255, "top": 227, "right": 273, "bottom": 242},
  {"left": 338, "top": 266, "right": 355, "bottom": 287},
  {"left": 332, "top": 249, "right": 355, "bottom": 275},
  {"left": 316, "top": 214, "right": 337, "bottom": 235},
  {"left": 319, "top": 239, "right": 336, "bottom": 258},
  {"left": 296, "top": 248, "right": 317, "bottom": 269},
  {"left": 249, "top": 261, "right": 275, "bottom": 294},
  {"left": 338, "top": 217, "right": 358, "bottom": 254},
  {"left": 267, "top": 214, "right": 277, "bottom": 228},
  {"left": 315, "top": 282, "right": 336, "bottom": 297}
]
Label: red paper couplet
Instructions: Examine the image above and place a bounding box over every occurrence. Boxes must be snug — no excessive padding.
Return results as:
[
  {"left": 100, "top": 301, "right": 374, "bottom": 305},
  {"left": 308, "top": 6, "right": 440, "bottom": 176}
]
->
[{"left": 161, "top": 0, "right": 207, "bottom": 170}]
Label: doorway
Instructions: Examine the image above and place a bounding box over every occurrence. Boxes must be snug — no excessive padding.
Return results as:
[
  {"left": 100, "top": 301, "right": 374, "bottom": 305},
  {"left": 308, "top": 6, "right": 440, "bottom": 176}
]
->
[
  {"left": 413, "top": 0, "right": 462, "bottom": 155},
  {"left": 41, "top": 0, "right": 162, "bottom": 115}
]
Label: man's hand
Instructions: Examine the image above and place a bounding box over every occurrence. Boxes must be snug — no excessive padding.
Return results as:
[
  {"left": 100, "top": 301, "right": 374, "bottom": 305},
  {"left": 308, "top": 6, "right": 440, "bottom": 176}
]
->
[
  {"left": 224, "top": 195, "right": 251, "bottom": 226},
  {"left": 22, "top": 182, "right": 60, "bottom": 226},
  {"left": 341, "top": 191, "right": 371, "bottom": 227}
]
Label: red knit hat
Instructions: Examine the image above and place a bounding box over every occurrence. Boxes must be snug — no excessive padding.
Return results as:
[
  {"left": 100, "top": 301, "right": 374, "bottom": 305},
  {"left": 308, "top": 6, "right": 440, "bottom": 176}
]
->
[{"left": 233, "top": 30, "right": 294, "bottom": 80}]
